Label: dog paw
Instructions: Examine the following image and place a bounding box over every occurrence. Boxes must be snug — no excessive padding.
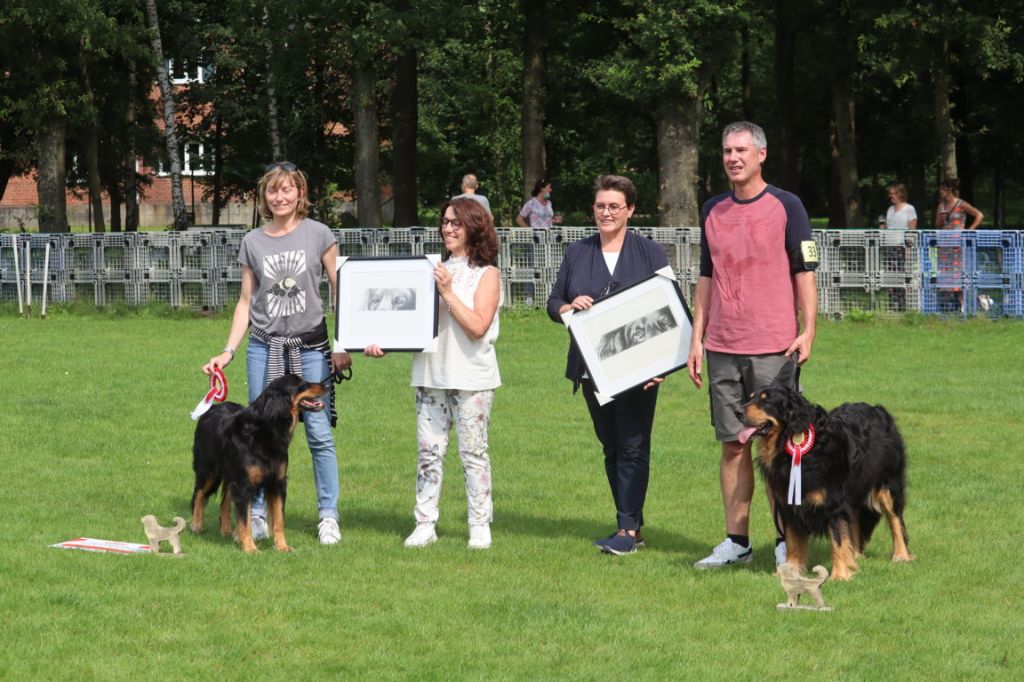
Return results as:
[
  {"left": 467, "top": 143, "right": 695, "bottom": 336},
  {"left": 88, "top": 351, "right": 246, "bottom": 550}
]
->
[
  {"left": 190, "top": 523, "right": 204, "bottom": 533},
  {"left": 274, "top": 544, "right": 293, "bottom": 553},
  {"left": 892, "top": 553, "right": 915, "bottom": 563}
]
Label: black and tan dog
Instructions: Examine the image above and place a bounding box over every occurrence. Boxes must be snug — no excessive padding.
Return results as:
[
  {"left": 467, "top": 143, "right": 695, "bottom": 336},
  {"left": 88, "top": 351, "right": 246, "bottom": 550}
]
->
[
  {"left": 740, "top": 359, "right": 913, "bottom": 580},
  {"left": 190, "top": 374, "right": 327, "bottom": 553}
]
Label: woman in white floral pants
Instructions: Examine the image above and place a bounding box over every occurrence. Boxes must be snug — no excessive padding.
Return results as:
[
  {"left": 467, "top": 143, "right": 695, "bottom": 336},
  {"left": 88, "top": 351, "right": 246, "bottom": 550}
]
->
[{"left": 366, "top": 198, "right": 501, "bottom": 549}]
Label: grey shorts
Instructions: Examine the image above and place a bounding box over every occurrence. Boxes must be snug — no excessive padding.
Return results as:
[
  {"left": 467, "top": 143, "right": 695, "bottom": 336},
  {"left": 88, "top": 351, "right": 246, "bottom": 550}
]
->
[{"left": 707, "top": 350, "right": 790, "bottom": 442}]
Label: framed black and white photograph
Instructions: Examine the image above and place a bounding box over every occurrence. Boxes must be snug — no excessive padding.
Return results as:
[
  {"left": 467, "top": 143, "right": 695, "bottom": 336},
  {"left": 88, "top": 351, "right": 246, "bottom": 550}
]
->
[
  {"left": 334, "top": 255, "right": 440, "bottom": 352},
  {"left": 565, "top": 269, "right": 693, "bottom": 402}
]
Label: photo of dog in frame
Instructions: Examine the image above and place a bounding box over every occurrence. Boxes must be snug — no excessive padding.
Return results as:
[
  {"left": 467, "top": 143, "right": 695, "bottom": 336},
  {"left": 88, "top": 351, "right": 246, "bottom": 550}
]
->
[
  {"left": 190, "top": 373, "right": 327, "bottom": 553},
  {"left": 741, "top": 358, "right": 914, "bottom": 580}
]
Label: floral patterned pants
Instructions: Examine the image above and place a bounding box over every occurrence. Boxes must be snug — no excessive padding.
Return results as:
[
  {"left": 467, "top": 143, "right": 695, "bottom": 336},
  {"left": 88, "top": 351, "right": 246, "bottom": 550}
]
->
[{"left": 413, "top": 387, "right": 494, "bottom": 526}]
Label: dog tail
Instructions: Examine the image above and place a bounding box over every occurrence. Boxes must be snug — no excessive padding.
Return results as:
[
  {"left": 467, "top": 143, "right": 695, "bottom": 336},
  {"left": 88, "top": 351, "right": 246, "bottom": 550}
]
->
[
  {"left": 172, "top": 516, "right": 187, "bottom": 533},
  {"left": 811, "top": 565, "right": 829, "bottom": 582}
]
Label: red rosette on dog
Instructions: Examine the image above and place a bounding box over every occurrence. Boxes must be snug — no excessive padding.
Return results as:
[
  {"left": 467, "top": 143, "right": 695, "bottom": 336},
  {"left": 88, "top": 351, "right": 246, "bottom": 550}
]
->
[
  {"left": 190, "top": 366, "right": 229, "bottom": 421},
  {"left": 784, "top": 424, "right": 816, "bottom": 505}
]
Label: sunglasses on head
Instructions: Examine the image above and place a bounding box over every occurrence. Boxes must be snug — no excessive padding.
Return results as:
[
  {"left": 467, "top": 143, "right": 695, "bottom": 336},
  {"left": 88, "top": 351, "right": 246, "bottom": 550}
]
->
[{"left": 265, "top": 161, "right": 298, "bottom": 172}]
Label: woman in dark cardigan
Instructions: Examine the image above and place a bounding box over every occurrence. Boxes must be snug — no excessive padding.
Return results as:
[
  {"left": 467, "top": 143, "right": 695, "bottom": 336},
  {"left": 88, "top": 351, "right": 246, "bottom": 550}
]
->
[{"left": 547, "top": 174, "right": 669, "bottom": 556}]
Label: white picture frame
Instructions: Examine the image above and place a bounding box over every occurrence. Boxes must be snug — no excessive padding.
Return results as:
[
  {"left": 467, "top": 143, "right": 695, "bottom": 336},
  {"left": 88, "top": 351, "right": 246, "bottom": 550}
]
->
[
  {"left": 563, "top": 268, "right": 693, "bottom": 403},
  {"left": 334, "top": 255, "right": 440, "bottom": 352}
]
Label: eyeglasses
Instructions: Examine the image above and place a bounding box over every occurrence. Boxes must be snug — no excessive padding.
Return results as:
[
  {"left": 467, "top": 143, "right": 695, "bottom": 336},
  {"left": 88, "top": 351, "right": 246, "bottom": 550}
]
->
[
  {"left": 593, "top": 203, "right": 628, "bottom": 215},
  {"left": 441, "top": 217, "right": 463, "bottom": 230},
  {"left": 265, "top": 161, "right": 298, "bottom": 172}
]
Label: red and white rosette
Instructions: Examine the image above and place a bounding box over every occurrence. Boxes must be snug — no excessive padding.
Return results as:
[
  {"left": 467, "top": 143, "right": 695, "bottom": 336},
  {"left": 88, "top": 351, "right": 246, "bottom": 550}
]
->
[
  {"left": 191, "top": 366, "right": 228, "bottom": 420},
  {"left": 784, "top": 424, "right": 816, "bottom": 506}
]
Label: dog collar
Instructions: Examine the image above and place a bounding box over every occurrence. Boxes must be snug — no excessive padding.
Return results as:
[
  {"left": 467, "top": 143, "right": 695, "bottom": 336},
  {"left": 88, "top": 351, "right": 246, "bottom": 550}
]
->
[
  {"left": 785, "top": 424, "right": 816, "bottom": 505},
  {"left": 190, "top": 366, "right": 229, "bottom": 421}
]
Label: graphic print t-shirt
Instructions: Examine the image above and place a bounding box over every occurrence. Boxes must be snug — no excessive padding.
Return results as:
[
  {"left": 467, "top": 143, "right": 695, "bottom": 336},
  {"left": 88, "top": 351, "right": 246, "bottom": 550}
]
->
[{"left": 237, "top": 219, "right": 335, "bottom": 336}]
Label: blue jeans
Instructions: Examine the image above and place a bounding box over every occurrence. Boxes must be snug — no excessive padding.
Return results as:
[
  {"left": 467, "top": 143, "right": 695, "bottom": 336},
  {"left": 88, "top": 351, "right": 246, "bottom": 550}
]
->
[
  {"left": 581, "top": 380, "right": 659, "bottom": 532},
  {"left": 247, "top": 338, "right": 339, "bottom": 521}
]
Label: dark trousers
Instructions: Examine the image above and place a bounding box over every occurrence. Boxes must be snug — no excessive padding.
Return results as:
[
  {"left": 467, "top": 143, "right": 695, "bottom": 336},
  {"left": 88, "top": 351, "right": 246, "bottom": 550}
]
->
[{"left": 582, "top": 380, "right": 659, "bottom": 531}]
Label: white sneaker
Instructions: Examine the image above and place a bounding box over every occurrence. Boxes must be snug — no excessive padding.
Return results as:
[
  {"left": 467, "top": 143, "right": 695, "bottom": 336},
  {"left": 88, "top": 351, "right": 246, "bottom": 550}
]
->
[
  {"left": 775, "top": 541, "right": 787, "bottom": 566},
  {"left": 251, "top": 515, "right": 269, "bottom": 541},
  {"left": 318, "top": 517, "right": 341, "bottom": 545},
  {"left": 404, "top": 523, "right": 437, "bottom": 548},
  {"left": 468, "top": 524, "right": 491, "bottom": 550},
  {"left": 694, "top": 538, "right": 753, "bottom": 569}
]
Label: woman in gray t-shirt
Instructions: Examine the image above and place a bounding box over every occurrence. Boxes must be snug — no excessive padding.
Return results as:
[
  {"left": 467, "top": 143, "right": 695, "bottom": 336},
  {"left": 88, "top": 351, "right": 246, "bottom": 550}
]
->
[{"left": 202, "top": 163, "right": 352, "bottom": 548}]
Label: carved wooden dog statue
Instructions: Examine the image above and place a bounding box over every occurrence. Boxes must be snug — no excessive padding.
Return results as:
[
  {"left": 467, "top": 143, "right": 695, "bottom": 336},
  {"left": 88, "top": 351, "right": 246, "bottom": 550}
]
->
[
  {"left": 777, "top": 563, "right": 832, "bottom": 611},
  {"left": 141, "top": 515, "right": 186, "bottom": 555}
]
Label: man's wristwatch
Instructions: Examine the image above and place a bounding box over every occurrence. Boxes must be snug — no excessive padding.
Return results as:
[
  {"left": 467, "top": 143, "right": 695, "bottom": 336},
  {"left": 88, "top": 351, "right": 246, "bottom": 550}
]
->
[{"left": 222, "top": 347, "right": 236, "bottom": 359}]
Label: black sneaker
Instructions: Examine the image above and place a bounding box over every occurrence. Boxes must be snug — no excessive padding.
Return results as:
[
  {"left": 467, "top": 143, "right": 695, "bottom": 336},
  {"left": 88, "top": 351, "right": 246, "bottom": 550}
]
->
[
  {"left": 594, "top": 531, "right": 645, "bottom": 549},
  {"left": 601, "top": 531, "right": 638, "bottom": 556}
]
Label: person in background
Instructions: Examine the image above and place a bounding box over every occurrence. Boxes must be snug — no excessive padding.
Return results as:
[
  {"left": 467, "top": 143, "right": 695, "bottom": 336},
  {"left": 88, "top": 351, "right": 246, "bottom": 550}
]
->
[
  {"left": 883, "top": 183, "right": 917, "bottom": 229},
  {"left": 365, "top": 199, "right": 502, "bottom": 550},
  {"left": 881, "top": 183, "right": 916, "bottom": 311},
  {"left": 687, "top": 121, "right": 818, "bottom": 571},
  {"left": 547, "top": 174, "right": 669, "bottom": 557},
  {"left": 452, "top": 173, "right": 492, "bottom": 217},
  {"left": 517, "top": 178, "right": 562, "bottom": 228},
  {"left": 935, "top": 177, "right": 983, "bottom": 229},
  {"left": 202, "top": 162, "right": 352, "bottom": 547}
]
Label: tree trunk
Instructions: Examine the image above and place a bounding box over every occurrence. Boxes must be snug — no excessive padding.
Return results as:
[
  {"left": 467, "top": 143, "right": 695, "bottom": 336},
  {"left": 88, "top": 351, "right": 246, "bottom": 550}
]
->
[
  {"left": 264, "top": 8, "right": 283, "bottom": 162},
  {"left": 391, "top": 47, "right": 418, "bottom": 227},
  {"left": 0, "top": 158, "right": 13, "bottom": 203},
  {"left": 145, "top": 0, "right": 189, "bottom": 230},
  {"left": 521, "top": 0, "right": 546, "bottom": 197},
  {"left": 212, "top": 111, "right": 223, "bottom": 225},
  {"left": 775, "top": 0, "right": 799, "bottom": 192},
  {"left": 79, "top": 43, "right": 105, "bottom": 232},
  {"left": 124, "top": 60, "right": 139, "bottom": 232},
  {"left": 828, "top": 9, "right": 861, "bottom": 228},
  {"left": 956, "top": 134, "right": 974, "bottom": 203},
  {"left": 352, "top": 60, "right": 381, "bottom": 228},
  {"left": 741, "top": 28, "right": 753, "bottom": 121},
  {"left": 36, "top": 116, "right": 69, "bottom": 233},
  {"left": 108, "top": 183, "right": 122, "bottom": 232},
  {"left": 656, "top": 91, "right": 702, "bottom": 227},
  {"left": 830, "top": 85, "right": 861, "bottom": 227},
  {"left": 933, "top": 35, "right": 957, "bottom": 179},
  {"left": 993, "top": 156, "right": 1004, "bottom": 227}
]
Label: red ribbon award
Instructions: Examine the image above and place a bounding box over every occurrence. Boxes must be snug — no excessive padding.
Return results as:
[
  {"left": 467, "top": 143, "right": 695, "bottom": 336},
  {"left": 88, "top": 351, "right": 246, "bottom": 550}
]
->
[
  {"left": 190, "top": 366, "right": 228, "bottom": 420},
  {"left": 784, "top": 424, "right": 816, "bottom": 506}
]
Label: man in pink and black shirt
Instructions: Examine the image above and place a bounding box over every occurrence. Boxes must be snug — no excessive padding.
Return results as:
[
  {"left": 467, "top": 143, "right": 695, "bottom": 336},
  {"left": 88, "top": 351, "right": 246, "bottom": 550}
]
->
[{"left": 686, "top": 121, "right": 818, "bottom": 570}]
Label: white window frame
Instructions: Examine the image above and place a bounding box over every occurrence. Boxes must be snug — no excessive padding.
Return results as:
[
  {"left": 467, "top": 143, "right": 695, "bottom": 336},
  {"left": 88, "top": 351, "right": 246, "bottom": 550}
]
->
[
  {"left": 155, "top": 142, "right": 211, "bottom": 177},
  {"left": 168, "top": 58, "right": 205, "bottom": 85}
]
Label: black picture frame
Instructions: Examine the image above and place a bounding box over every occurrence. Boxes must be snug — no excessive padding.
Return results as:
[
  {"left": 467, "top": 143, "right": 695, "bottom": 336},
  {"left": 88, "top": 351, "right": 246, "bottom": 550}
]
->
[{"left": 334, "top": 255, "right": 440, "bottom": 352}]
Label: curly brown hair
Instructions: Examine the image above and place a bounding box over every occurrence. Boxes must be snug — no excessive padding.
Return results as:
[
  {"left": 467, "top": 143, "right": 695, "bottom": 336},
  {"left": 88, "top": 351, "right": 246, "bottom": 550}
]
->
[{"left": 439, "top": 198, "right": 499, "bottom": 267}]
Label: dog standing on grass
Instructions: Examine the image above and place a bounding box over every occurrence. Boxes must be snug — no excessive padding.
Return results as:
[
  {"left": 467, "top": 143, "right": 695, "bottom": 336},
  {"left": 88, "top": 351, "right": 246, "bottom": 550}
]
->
[
  {"left": 741, "top": 359, "right": 914, "bottom": 580},
  {"left": 190, "top": 374, "right": 327, "bottom": 553}
]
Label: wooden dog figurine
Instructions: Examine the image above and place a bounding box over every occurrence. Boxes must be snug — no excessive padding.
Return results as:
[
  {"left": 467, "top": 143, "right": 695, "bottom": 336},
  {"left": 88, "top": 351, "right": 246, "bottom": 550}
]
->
[
  {"left": 777, "top": 563, "right": 832, "bottom": 611},
  {"left": 141, "top": 515, "right": 186, "bottom": 555}
]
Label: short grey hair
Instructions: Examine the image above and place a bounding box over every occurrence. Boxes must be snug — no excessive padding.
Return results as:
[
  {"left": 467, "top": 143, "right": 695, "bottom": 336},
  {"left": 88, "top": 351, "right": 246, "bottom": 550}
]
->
[
  {"left": 461, "top": 174, "right": 479, "bottom": 190},
  {"left": 721, "top": 121, "right": 767, "bottom": 150}
]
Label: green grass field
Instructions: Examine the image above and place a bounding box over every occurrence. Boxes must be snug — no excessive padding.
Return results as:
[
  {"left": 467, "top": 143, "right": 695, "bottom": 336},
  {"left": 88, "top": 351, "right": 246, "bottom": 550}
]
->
[{"left": 0, "top": 307, "right": 1021, "bottom": 680}]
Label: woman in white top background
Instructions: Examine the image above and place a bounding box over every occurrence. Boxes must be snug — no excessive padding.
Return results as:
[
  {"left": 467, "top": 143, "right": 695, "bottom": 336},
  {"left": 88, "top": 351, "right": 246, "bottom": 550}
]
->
[
  {"left": 883, "top": 183, "right": 917, "bottom": 229},
  {"left": 365, "top": 199, "right": 501, "bottom": 550}
]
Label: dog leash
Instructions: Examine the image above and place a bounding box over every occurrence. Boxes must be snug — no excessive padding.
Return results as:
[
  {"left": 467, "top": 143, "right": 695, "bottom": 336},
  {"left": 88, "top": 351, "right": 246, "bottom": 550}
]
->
[{"left": 191, "top": 366, "right": 229, "bottom": 420}]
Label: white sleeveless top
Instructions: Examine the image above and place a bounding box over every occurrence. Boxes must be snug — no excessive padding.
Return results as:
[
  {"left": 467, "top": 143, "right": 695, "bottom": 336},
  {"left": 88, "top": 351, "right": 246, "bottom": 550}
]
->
[{"left": 411, "top": 256, "right": 501, "bottom": 391}]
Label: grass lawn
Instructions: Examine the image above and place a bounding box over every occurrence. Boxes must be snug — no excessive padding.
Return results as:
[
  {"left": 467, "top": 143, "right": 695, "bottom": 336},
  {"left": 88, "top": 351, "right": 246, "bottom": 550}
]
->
[{"left": 0, "top": 306, "right": 1021, "bottom": 680}]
